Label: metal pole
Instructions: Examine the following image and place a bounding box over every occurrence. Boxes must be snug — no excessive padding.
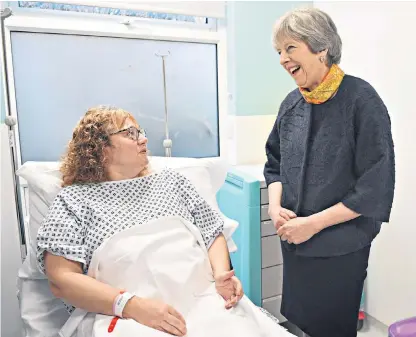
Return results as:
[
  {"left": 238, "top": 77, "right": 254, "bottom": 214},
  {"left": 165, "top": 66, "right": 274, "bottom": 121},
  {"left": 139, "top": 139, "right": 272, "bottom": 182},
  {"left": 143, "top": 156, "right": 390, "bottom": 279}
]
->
[
  {"left": 1, "top": 7, "right": 12, "bottom": 113},
  {"left": 155, "top": 51, "right": 172, "bottom": 157},
  {"left": 1, "top": 7, "right": 26, "bottom": 259}
]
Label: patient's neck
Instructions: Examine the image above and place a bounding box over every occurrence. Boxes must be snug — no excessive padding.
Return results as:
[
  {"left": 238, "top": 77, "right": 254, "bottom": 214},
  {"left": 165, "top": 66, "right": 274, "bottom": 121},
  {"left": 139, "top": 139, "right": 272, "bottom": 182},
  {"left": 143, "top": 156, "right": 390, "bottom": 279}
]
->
[{"left": 106, "top": 165, "right": 145, "bottom": 181}]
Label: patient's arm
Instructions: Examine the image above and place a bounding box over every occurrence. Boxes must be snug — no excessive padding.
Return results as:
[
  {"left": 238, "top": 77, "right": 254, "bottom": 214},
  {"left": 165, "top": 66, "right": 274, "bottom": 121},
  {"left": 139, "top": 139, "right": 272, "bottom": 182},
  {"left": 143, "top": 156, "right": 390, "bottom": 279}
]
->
[
  {"left": 45, "top": 252, "right": 187, "bottom": 336},
  {"left": 208, "top": 234, "right": 244, "bottom": 308},
  {"left": 208, "top": 233, "right": 231, "bottom": 277},
  {"left": 45, "top": 252, "right": 126, "bottom": 316}
]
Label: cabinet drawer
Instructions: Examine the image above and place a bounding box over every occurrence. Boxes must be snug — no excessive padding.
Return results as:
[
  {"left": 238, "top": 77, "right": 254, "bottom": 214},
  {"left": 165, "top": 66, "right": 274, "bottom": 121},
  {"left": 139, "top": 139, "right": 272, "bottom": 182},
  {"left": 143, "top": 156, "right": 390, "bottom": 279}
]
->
[
  {"left": 261, "top": 220, "right": 276, "bottom": 237},
  {"left": 260, "top": 188, "right": 269, "bottom": 205},
  {"left": 262, "top": 295, "right": 286, "bottom": 322},
  {"left": 262, "top": 264, "right": 283, "bottom": 299},
  {"left": 260, "top": 205, "right": 270, "bottom": 221},
  {"left": 261, "top": 236, "right": 283, "bottom": 268}
]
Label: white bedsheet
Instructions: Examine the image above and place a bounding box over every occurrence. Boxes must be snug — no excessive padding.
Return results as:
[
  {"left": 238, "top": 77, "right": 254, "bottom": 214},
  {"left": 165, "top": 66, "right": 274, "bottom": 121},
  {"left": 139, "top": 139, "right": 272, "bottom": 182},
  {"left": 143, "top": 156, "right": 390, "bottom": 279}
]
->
[{"left": 59, "top": 216, "right": 294, "bottom": 337}]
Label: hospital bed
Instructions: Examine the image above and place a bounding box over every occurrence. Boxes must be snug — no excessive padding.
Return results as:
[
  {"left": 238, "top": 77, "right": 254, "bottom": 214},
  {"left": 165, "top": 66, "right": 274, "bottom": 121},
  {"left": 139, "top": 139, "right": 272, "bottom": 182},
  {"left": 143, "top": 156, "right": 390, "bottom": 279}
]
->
[
  {"left": 15, "top": 157, "right": 296, "bottom": 337},
  {"left": 15, "top": 157, "right": 233, "bottom": 336}
]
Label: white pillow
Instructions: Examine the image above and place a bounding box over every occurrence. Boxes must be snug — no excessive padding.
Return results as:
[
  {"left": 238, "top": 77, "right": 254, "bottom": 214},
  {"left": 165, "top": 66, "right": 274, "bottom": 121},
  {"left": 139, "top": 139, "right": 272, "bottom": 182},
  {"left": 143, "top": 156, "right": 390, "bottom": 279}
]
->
[
  {"left": 17, "top": 246, "right": 69, "bottom": 337},
  {"left": 16, "top": 157, "right": 237, "bottom": 337},
  {"left": 16, "top": 162, "right": 68, "bottom": 337}
]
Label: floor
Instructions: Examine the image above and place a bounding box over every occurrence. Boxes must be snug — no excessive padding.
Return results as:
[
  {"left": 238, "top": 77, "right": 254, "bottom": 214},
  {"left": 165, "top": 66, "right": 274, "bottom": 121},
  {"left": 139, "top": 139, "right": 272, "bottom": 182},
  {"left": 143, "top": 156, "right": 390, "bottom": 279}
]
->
[
  {"left": 357, "top": 315, "right": 389, "bottom": 337},
  {"left": 358, "top": 329, "right": 386, "bottom": 337},
  {"left": 282, "top": 314, "right": 388, "bottom": 337}
]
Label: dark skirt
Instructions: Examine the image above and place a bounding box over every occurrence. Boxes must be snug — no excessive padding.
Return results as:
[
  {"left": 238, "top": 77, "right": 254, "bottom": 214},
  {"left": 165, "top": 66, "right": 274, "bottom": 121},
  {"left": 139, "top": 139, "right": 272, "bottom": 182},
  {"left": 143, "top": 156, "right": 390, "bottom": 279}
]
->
[{"left": 280, "top": 245, "right": 370, "bottom": 337}]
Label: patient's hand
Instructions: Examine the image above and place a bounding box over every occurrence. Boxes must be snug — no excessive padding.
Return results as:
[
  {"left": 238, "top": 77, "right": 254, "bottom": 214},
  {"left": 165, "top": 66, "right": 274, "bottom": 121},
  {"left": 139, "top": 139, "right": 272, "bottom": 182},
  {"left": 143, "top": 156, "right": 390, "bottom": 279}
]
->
[
  {"left": 123, "top": 297, "right": 187, "bottom": 336},
  {"left": 214, "top": 270, "right": 244, "bottom": 309}
]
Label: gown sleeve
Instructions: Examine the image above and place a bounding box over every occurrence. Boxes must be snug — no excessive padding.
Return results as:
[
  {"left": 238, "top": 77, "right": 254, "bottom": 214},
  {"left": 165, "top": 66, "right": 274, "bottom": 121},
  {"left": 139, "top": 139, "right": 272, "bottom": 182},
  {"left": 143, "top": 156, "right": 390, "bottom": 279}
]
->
[
  {"left": 174, "top": 171, "right": 224, "bottom": 249},
  {"left": 37, "top": 192, "right": 88, "bottom": 274}
]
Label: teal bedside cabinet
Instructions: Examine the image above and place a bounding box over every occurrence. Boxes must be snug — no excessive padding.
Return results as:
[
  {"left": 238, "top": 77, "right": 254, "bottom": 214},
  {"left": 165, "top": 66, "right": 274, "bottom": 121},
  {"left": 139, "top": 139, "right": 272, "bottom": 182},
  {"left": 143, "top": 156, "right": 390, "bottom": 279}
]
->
[{"left": 216, "top": 165, "right": 286, "bottom": 322}]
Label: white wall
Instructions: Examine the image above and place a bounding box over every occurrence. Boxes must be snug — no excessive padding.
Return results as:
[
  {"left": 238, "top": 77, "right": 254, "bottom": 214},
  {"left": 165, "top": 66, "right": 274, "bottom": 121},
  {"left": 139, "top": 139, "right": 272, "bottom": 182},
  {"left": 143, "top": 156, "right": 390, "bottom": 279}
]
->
[
  {"left": 227, "top": 115, "right": 276, "bottom": 165},
  {"left": 226, "top": 1, "right": 311, "bottom": 166},
  {"left": 315, "top": 1, "right": 416, "bottom": 325}
]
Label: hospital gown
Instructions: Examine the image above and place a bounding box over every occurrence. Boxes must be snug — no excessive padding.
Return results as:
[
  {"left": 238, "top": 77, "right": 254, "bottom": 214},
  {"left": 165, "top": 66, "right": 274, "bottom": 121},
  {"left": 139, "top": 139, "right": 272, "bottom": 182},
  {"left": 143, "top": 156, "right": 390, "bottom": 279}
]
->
[{"left": 37, "top": 168, "right": 224, "bottom": 313}]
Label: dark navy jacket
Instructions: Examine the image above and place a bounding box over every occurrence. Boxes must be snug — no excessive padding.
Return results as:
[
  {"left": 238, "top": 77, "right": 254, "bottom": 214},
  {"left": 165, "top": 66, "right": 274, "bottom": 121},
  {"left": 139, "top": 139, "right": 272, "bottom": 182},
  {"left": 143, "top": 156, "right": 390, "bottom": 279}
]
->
[{"left": 264, "top": 75, "right": 395, "bottom": 257}]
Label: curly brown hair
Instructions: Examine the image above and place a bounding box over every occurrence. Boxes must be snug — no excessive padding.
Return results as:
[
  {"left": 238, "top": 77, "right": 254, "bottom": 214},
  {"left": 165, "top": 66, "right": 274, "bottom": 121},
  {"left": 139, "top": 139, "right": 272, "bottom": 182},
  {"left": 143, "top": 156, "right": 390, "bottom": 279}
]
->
[{"left": 60, "top": 106, "right": 146, "bottom": 187}]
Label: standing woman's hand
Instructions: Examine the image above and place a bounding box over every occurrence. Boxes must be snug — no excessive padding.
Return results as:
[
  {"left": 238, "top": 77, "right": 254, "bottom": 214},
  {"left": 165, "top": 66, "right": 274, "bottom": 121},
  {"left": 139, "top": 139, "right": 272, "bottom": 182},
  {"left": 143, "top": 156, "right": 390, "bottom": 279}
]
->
[
  {"left": 277, "top": 217, "right": 321, "bottom": 245},
  {"left": 268, "top": 205, "right": 297, "bottom": 230}
]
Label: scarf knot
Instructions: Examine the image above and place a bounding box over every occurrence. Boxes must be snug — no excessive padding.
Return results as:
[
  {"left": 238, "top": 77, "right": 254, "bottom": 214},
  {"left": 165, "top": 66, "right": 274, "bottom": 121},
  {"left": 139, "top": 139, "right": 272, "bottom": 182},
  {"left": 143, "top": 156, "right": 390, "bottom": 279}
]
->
[{"left": 299, "top": 64, "right": 344, "bottom": 104}]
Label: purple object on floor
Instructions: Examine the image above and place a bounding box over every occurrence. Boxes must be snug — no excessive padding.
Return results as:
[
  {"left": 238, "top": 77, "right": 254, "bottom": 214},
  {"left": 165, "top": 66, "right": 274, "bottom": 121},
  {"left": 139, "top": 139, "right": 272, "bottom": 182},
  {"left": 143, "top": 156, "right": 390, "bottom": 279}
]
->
[{"left": 389, "top": 317, "right": 416, "bottom": 337}]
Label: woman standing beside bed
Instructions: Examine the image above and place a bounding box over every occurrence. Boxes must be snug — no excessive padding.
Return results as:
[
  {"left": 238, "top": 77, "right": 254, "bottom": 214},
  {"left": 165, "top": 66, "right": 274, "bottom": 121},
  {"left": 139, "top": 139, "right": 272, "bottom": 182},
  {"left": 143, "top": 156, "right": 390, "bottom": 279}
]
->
[
  {"left": 37, "top": 106, "right": 243, "bottom": 336},
  {"left": 264, "top": 7, "right": 395, "bottom": 337}
]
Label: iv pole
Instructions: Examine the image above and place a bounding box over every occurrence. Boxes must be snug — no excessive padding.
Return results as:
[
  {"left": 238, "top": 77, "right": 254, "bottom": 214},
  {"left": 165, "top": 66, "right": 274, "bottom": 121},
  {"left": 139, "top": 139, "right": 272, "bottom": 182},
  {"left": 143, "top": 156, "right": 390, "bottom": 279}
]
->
[{"left": 155, "top": 51, "right": 172, "bottom": 157}]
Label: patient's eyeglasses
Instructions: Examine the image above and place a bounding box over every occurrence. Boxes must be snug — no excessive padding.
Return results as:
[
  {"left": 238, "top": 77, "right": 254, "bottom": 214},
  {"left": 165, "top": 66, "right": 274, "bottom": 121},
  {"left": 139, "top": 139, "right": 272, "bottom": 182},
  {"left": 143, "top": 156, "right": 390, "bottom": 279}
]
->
[{"left": 110, "top": 126, "right": 146, "bottom": 142}]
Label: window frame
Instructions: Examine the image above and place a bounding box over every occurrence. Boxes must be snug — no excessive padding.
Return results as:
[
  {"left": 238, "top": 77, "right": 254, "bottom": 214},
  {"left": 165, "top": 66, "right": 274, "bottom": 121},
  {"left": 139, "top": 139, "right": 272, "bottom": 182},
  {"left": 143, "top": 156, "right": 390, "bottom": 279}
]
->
[
  {"left": 4, "top": 10, "right": 228, "bottom": 164},
  {"left": 14, "top": 1, "right": 218, "bottom": 29}
]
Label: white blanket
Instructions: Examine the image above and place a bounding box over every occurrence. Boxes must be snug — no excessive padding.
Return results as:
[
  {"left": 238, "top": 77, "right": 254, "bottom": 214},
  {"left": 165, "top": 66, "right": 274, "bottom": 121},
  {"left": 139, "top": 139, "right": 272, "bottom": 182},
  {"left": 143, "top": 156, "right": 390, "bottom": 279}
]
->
[{"left": 59, "top": 216, "right": 294, "bottom": 337}]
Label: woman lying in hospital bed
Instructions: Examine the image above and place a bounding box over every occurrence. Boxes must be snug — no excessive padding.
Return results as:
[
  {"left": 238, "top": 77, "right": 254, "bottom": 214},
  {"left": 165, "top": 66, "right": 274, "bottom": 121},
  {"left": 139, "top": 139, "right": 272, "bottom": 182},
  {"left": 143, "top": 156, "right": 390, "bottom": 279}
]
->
[{"left": 35, "top": 106, "right": 294, "bottom": 337}]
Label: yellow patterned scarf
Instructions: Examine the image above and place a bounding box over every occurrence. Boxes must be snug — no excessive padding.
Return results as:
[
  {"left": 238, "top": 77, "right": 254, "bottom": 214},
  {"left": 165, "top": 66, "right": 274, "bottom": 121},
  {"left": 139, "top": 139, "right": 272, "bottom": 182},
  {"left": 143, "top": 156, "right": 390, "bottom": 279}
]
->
[{"left": 299, "top": 64, "right": 345, "bottom": 104}]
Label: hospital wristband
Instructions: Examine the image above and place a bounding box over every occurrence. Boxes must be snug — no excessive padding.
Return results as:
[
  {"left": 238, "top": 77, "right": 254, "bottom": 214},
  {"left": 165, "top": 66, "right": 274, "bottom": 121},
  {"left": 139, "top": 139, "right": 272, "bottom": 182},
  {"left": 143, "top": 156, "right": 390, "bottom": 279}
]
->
[{"left": 113, "top": 292, "right": 135, "bottom": 318}]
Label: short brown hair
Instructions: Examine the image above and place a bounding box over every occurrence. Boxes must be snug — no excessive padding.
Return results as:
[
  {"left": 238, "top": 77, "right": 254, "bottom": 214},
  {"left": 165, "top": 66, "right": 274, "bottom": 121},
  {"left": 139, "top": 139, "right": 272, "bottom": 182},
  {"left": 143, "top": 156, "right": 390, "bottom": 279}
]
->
[{"left": 60, "top": 106, "right": 142, "bottom": 187}]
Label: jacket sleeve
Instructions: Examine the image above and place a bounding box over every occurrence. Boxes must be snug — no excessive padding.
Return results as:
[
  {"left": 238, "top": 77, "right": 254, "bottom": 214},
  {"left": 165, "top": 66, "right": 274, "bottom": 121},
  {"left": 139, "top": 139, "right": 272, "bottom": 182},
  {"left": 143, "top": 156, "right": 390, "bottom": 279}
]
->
[
  {"left": 264, "top": 115, "right": 283, "bottom": 187},
  {"left": 341, "top": 90, "right": 395, "bottom": 222}
]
